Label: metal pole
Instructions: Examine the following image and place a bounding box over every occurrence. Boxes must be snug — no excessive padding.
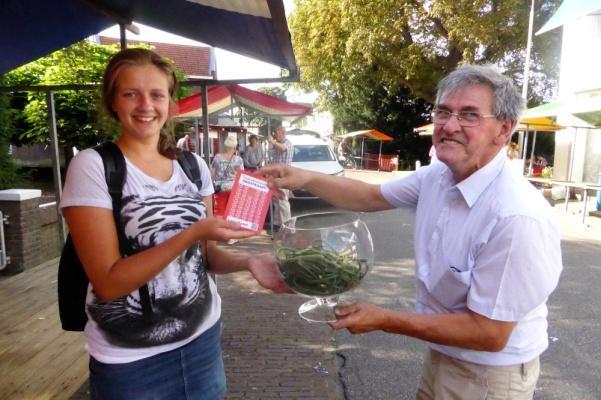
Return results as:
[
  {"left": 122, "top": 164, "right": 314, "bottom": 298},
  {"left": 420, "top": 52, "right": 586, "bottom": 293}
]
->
[
  {"left": 528, "top": 131, "right": 537, "bottom": 175},
  {"left": 568, "top": 128, "right": 577, "bottom": 182},
  {"left": 46, "top": 91, "right": 66, "bottom": 244},
  {"left": 201, "top": 84, "right": 210, "bottom": 166},
  {"left": 523, "top": 128, "right": 530, "bottom": 159},
  {"left": 522, "top": 0, "right": 535, "bottom": 100},
  {"left": 519, "top": 0, "right": 535, "bottom": 162},
  {"left": 378, "top": 141, "right": 382, "bottom": 171},
  {"left": 0, "top": 211, "right": 9, "bottom": 270},
  {"left": 267, "top": 117, "right": 271, "bottom": 162},
  {"left": 361, "top": 138, "right": 365, "bottom": 169},
  {"left": 194, "top": 117, "right": 201, "bottom": 156},
  {"left": 119, "top": 23, "right": 127, "bottom": 49}
]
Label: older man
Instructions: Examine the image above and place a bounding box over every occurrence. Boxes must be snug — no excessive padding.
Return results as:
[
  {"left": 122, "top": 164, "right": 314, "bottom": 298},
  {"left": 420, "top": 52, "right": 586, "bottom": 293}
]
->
[
  {"left": 267, "top": 126, "right": 293, "bottom": 228},
  {"left": 259, "top": 65, "right": 562, "bottom": 399}
]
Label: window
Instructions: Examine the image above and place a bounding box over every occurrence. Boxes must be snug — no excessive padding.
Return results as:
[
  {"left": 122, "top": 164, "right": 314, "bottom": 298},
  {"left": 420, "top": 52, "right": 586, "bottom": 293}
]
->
[{"left": 292, "top": 145, "right": 335, "bottom": 162}]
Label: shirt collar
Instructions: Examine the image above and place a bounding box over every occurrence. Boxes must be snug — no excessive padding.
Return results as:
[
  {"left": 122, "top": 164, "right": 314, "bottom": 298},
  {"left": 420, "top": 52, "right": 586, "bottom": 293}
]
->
[{"left": 450, "top": 150, "right": 507, "bottom": 208}]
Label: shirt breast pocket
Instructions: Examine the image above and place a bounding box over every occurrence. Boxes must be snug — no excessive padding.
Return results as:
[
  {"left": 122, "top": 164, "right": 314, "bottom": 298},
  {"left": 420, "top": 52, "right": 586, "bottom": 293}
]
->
[{"left": 426, "top": 263, "right": 472, "bottom": 310}]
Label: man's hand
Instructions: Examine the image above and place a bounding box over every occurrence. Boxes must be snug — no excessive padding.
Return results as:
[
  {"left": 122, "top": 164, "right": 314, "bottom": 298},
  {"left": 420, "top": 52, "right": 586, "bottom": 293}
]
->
[
  {"left": 247, "top": 253, "right": 291, "bottom": 293},
  {"left": 258, "top": 164, "right": 309, "bottom": 193},
  {"left": 329, "top": 302, "right": 390, "bottom": 334},
  {"left": 330, "top": 303, "right": 517, "bottom": 352}
]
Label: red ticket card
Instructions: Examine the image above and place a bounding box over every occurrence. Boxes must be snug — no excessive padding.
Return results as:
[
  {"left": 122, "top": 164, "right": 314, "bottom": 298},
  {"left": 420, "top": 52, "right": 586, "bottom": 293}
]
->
[{"left": 224, "top": 170, "right": 273, "bottom": 233}]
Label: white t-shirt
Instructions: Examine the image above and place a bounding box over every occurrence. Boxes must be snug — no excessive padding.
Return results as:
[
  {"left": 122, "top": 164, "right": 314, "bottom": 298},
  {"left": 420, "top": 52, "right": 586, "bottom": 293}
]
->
[
  {"left": 60, "top": 148, "right": 219, "bottom": 364},
  {"left": 381, "top": 150, "right": 562, "bottom": 366}
]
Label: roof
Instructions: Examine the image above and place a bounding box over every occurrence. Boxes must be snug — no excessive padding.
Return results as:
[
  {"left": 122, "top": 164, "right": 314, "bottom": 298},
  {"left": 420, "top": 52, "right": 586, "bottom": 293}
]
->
[
  {"left": 520, "top": 102, "right": 565, "bottom": 130},
  {"left": 337, "top": 129, "right": 394, "bottom": 141},
  {"left": 100, "top": 37, "right": 212, "bottom": 78},
  {"left": 1, "top": 0, "right": 297, "bottom": 76},
  {"left": 537, "top": 0, "right": 601, "bottom": 35},
  {"left": 287, "top": 134, "right": 330, "bottom": 145},
  {"left": 176, "top": 84, "right": 312, "bottom": 120},
  {"left": 522, "top": 101, "right": 601, "bottom": 128},
  {"left": 521, "top": 102, "right": 564, "bottom": 119}
]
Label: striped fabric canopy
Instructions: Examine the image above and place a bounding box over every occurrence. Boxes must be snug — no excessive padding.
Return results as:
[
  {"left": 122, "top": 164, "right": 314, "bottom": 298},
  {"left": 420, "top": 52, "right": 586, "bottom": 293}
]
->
[{"left": 176, "top": 84, "right": 312, "bottom": 119}]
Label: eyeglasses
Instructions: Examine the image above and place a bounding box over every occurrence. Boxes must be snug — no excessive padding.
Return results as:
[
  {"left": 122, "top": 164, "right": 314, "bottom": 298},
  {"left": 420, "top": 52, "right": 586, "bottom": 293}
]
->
[{"left": 431, "top": 109, "right": 497, "bottom": 127}]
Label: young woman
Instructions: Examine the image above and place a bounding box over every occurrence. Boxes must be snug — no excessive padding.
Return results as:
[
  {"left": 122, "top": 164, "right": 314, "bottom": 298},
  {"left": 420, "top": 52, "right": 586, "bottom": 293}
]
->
[
  {"left": 210, "top": 135, "right": 244, "bottom": 218},
  {"left": 60, "top": 48, "right": 287, "bottom": 400}
]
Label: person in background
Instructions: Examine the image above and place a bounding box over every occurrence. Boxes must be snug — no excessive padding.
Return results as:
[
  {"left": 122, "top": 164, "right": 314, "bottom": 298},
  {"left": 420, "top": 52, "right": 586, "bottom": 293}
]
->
[
  {"left": 243, "top": 134, "right": 264, "bottom": 171},
  {"left": 187, "top": 127, "right": 197, "bottom": 153},
  {"left": 339, "top": 137, "right": 352, "bottom": 158},
  {"left": 60, "top": 48, "right": 287, "bottom": 400},
  {"left": 211, "top": 135, "right": 244, "bottom": 218},
  {"left": 506, "top": 142, "right": 523, "bottom": 176},
  {"left": 267, "top": 126, "right": 293, "bottom": 229},
  {"left": 259, "top": 64, "right": 562, "bottom": 400},
  {"left": 176, "top": 133, "right": 191, "bottom": 151},
  {"left": 536, "top": 155, "right": 548, "bottom": 168},
  {"left": 506, "top": 142, "right": 519, "bottom": 160},
  {"left": 428, "top": 144, "right": 438, "bottom": 163}
]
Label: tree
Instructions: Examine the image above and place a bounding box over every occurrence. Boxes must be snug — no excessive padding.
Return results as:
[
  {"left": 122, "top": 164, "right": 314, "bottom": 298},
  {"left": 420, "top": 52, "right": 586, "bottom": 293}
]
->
[
  {"left": 289, "top": 0, "right": 561, "bottom": 165},
  {"left": 290, "top": 0, "right": 561, "bottom": 105},
  {"left": 3, "top": 41, "right": 191, "bottom": 165},
  {"left": 0, "top": 76, "right": 20, "bottom": 189},
  {"left": 4, "top": 41, "right": 119, "bottom": 154}
]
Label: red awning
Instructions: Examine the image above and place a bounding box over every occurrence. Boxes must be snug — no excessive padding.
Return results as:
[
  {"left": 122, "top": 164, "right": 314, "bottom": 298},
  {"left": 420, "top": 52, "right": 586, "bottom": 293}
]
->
[
  {"left": 338, "top": 129, "right": 394, "bottom": 141},
  {"left": 176, "top": 84, "right": 312, "bottom": 120}
]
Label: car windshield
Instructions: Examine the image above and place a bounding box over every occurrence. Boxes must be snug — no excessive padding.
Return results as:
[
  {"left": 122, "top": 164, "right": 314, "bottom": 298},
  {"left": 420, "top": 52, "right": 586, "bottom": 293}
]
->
[{"left": 292, "top": 145, "right": 335, "bottom": 162}]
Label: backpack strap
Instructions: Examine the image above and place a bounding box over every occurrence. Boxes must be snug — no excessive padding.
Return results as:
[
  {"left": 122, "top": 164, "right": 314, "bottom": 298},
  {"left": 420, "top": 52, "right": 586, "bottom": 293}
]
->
[
  {"left": 177, "top": 150, "right": 203, "bottom": 191},
  {"left": 177, "top": 150, "right": 212, "bottom": 275},
  {"left": 94, "top": 142, "right": 129, "bottom": 256},
  {"left": 93, "top": 142, "right": 153, "bottom": 316}
]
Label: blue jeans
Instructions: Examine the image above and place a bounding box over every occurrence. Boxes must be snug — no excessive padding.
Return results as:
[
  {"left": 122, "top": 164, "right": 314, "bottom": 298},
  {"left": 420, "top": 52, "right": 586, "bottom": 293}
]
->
[{"left": 89, "top": 321, "right": 226, "bottom": 400}]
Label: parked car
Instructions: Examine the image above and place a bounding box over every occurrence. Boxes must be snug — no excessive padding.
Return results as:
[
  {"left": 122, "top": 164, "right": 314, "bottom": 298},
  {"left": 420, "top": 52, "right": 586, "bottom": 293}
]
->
[{"left": 285, "top": 131, "right": 344, "bottom": 199}]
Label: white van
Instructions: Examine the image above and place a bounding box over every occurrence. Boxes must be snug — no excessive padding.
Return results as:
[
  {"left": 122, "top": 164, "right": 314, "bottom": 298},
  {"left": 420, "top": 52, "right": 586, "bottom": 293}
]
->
[{"left": 285, "top": 130, "right": 344, "bottom": 199}]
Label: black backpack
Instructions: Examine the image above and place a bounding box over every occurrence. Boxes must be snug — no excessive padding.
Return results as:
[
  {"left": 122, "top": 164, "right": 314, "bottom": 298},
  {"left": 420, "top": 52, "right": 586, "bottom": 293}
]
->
[{"left": 57, "top": 141, "right": 203, "bottom": 331}]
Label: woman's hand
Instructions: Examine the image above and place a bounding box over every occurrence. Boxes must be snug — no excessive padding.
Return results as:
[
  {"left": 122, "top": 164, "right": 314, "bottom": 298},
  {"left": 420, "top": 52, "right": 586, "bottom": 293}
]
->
[
  {"left": 193, "top": 217, "right": 255, "bottom": 242},
  {"left": 247, "top": 253, "right": 290, "bottom": 293}
]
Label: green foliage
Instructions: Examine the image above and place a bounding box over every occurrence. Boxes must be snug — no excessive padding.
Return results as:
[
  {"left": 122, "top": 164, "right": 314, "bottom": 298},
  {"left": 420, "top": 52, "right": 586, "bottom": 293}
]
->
[
  {"left": 289, "top": 0, "right": 562, "bottom": 164},
  {"left": 2, "top": 41, "right": 191, "bottom": 151},
  {"left": 541, "top": 166, "right": 553, "bottom": 179},
  {"left": 4, "top": 41, "right": 119, "bottom": 149},
  {"left": 291, "top": 0, "right": 561, "bottom": 104},
  {"left": 0, "top": 76, "right": 20, "bottom": 189},
  {"left": 328, "top": 71, "right": 432, "bottom": 164}
]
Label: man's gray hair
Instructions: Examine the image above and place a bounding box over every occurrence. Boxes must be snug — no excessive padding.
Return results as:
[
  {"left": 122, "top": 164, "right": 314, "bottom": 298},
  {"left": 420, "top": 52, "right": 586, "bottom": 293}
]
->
[{"left": 435, "top": 64, "right": 525, "bottom": 122}]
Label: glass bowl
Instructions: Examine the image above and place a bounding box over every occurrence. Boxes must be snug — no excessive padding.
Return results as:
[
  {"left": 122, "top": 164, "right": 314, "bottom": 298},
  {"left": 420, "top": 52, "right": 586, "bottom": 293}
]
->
[{"left": 274, "top": 211, "right": 373, "bottom": 322}]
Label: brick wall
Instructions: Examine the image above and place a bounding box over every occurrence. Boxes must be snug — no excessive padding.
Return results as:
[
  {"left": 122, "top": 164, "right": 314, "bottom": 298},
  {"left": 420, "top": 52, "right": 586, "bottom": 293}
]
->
[{"left": 0, "top": 191, "right": 62, "bottom": 275}]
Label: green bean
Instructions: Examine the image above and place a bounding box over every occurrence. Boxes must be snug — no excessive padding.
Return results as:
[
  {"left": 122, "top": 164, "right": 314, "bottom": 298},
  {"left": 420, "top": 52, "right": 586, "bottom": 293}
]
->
[{"left": 276, "top": 245, "right": 368, "bottom": 296}]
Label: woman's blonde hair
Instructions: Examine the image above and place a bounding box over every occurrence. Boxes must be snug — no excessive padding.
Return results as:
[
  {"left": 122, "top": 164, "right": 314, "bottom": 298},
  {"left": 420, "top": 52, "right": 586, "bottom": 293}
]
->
[
  {"left": 102, "top": 48, "right": 180, "bottom": 159},
  {"left": 224, "top": 136, "right": 237, "bottom": 150}
]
